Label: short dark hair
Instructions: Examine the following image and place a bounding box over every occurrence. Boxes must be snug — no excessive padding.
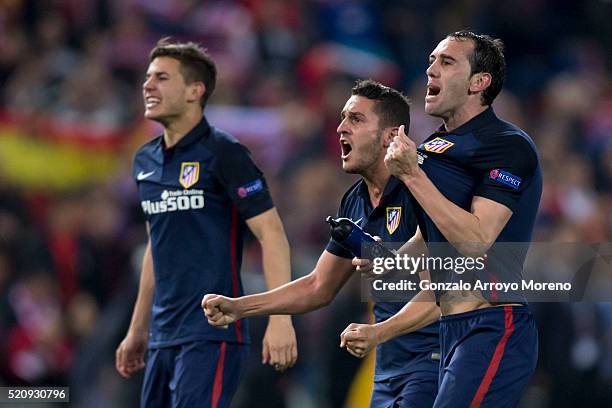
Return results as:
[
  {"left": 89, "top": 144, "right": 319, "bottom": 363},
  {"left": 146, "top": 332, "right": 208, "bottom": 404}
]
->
[
  {"left": 351, "top": 79, "right": 411, "bottom": 130},
  {"left": 149, "top": 37, "right": 217, "bottom": 107},
  {"left": 447, "top": 30, "right": 506, "bottom": 106}
]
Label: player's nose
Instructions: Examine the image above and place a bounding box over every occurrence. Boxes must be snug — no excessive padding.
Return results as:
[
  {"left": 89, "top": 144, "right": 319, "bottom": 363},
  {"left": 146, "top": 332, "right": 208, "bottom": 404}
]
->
[
  {"left": 143, "top": 77, "right": 155, "bottom": 92},
  {"left": 337, "top": 118, "right": 349, "bottom": 135},
  {"left": 426, "top": 61, "right": 439, "bottom": 78}
]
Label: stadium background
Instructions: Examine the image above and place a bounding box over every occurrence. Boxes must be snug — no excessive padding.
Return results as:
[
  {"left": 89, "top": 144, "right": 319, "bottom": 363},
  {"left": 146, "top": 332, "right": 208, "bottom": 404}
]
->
[{"left": 0, "top": 0, "right": 611, "bottom": 407}]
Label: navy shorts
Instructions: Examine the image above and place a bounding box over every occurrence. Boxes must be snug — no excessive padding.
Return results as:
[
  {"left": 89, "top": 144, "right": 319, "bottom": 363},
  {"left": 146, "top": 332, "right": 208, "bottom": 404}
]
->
[
  {"left": 371, "top": 369, "right": 438, "bottom": 408},
  {"left": 433, "top": 305, "right": 538, "bottom": 408},
  {"left": 142, "top": 341, "right": 248, "bottom": 408}
]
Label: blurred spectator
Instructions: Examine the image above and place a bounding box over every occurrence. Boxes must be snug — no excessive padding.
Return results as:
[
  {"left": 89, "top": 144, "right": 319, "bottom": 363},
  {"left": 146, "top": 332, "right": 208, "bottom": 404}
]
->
[
  {"left": 5, "top": 272, "right": 73, "bottom": 386},
  {"left": 53, "top": 56, "right": 129, "bottom": 129}
]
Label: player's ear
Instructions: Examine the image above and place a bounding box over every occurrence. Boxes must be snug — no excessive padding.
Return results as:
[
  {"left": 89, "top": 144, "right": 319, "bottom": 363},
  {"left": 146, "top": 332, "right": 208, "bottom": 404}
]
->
[
  {"left": 187, "top": 81, "right": 206, "bottom": 104},
  {"left": 469, "top": 72, "right": 491, "bottom": 95},
  {"left": 383, "top": 127, "right": 397, "bottom": 148}
]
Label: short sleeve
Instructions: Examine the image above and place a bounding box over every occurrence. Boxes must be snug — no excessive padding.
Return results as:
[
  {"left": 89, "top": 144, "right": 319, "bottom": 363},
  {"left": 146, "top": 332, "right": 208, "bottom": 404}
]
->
[
  {"left": 324, "top": 195, "right": 354, "bottom": 259},
  {"left": 473, "top": 135, "right": 538, "bottom": 212},
  {"left": 217, "top": 142, "right": 274, "bottom": 220}
]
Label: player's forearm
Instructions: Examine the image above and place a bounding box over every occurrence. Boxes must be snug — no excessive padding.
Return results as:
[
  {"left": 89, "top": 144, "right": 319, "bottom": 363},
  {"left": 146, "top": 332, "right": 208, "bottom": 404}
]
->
[
  {"left": 401, "top": 168, "right": 491, "bottom": 255},
  {"left": 397, "top": 228, "right": 428, "bottom": 258},
  {"left": 259, "top": 227, "right": 294, "bottom": 323},
  {"left": 127, "top": 242, "right": 154, "bottom": 335},
  {"left": 237, "top": 274, "right": 330, "bottom": 317},
  {"left": 259, "top": 226, "right": 291, "bottom": 290},
  {"left": 374, "top": 289, "right": 440, "bottom": 344}
]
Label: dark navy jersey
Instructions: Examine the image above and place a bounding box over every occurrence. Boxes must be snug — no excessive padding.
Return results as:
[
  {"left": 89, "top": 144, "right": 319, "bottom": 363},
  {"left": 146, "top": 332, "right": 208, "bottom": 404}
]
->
[
  {"left": 416, "top": 107, "right": 542, "bottom": 302},
  {"left": 133, "top": 117, "right": 274, "bottom": 348},
  {"left": 326, "top": 177, "right": 440, "bottom": 380}
]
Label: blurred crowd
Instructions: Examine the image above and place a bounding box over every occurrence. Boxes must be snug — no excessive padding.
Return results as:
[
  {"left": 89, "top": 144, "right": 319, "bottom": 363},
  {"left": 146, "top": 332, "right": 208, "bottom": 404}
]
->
[{"left": 0, "top": 0, "right": 611, "bottom": 407}]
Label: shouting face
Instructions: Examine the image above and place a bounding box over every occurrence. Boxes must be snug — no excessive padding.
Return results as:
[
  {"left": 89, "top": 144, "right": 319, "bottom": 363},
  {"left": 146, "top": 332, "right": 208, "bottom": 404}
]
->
[
  {"left": 425, "top": 37, "right": 475, "bottom": 121},
  {"left": 337, "top": 95, "right": 385, "bottom": 175}
]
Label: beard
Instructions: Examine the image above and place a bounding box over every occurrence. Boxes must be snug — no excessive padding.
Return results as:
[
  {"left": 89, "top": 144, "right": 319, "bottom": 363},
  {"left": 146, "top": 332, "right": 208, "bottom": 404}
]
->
[{"left": 343, "top": 128, "right": 384, "bottom": 175}]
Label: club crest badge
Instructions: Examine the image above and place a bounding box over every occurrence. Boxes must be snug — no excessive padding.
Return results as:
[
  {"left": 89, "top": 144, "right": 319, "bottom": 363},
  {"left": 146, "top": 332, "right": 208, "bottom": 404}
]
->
[
  {"left": 386, "top": 207, "right": 401, "bottom": 235},
  {"left": 179, "top": 162, "right": 200, "bottom": 189},
  {"left": 423, "top": 137, "right": 454, "bottom": 153}
]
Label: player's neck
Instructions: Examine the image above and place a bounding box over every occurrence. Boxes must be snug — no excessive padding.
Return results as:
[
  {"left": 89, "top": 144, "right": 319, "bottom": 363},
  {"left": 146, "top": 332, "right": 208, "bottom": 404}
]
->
[
  {"left": 163, "top": 109, "right": 203, "bottom": 148},
  {"left": 443, "top": 102, "right": 487, "bottom": 132},
  {"left": 362, "top": 167, "right": 391, "bottom": 208}
]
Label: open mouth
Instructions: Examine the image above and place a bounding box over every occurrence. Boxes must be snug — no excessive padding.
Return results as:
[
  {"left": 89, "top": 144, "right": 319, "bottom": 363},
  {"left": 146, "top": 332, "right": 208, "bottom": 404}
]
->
[
  {"left": 340, "top": 139, "right": 352, "bottom": 159},
  {"left": 145, "top": 96, "right": 161, "bottom": 109},
  {"left": 427, "top": 85, "right": 441, "bottom": 97}
]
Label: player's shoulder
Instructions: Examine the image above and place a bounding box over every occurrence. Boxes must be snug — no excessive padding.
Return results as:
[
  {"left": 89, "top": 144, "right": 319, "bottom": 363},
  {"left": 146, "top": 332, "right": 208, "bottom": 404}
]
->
[
  {"left": 480, "top": 117, "right": 538, "bottom": 159},
  {"left": 204, "top": 126, "right": 251, "bottom": 157},
  {"left": 133, "top": 135, "right": 162, "bottom": 170},
  {"left": 339, "top": 179, "right": 364, "bottom": 208},
  {"left": 134, "top": 135, "right": 162, "bottom": 159},
  {"left": 206, "top": 126, "right": 243, "bottom": 149}
]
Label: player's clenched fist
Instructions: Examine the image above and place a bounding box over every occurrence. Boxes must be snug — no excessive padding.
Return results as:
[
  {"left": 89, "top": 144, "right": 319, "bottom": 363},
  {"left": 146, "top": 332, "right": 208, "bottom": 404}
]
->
[
  {"left": 202, "top": 294, "right": 241, "bottom": 326},
  {"left": 384, "top": 125, "right": 420, "bottom": 180}
]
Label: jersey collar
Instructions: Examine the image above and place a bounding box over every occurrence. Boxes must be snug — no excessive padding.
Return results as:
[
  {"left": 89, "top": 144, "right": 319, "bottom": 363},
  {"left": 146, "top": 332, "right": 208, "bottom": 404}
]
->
[
  {"left": 160, "top": 116, "right": 211, "bottom": 150},
  {"left": 356, "top": 175, "right": 403, "bottom": 209}
]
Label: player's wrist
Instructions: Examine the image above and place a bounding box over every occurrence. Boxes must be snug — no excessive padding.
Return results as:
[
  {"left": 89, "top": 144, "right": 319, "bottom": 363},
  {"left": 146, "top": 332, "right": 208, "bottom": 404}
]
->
[
  {"left": 126, "top": 327, "right": 149, "bottom": 340},
  {"left": 400, "top": 165, "right": 425, "bottom": 187},
  {"left": 268, "top": 314, "right": 292, "bottom": 323},
  {"left": 233, "top": 297, "right": 250, "bottom": 319},
  {"left": 373, "top": 323, "right": 387, "bottom": 345}
]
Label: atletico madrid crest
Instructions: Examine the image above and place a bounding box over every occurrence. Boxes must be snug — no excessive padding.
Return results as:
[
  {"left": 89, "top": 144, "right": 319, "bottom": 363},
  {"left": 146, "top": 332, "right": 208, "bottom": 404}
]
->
[
  {"left": 386, "top": 207, "right": 401, "bottom": 235},
  {"left": 423, "top": 137, "right": 454, "bottom": 153},
  {"left": 179, "top": 162, "right": 200, "bottom": 189}
]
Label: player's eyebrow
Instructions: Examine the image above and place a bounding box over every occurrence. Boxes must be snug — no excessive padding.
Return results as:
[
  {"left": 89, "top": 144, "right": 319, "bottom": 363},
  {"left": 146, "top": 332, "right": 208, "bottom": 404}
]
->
[
  {"left": 342, "top": 110, "right": 366, "bottom": 120},
  {"left": 145, "top": 71, "right": 170, "bottom": 79},
  {"left": 429, "top": 53, "right": 457, "bottom": 63}
]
